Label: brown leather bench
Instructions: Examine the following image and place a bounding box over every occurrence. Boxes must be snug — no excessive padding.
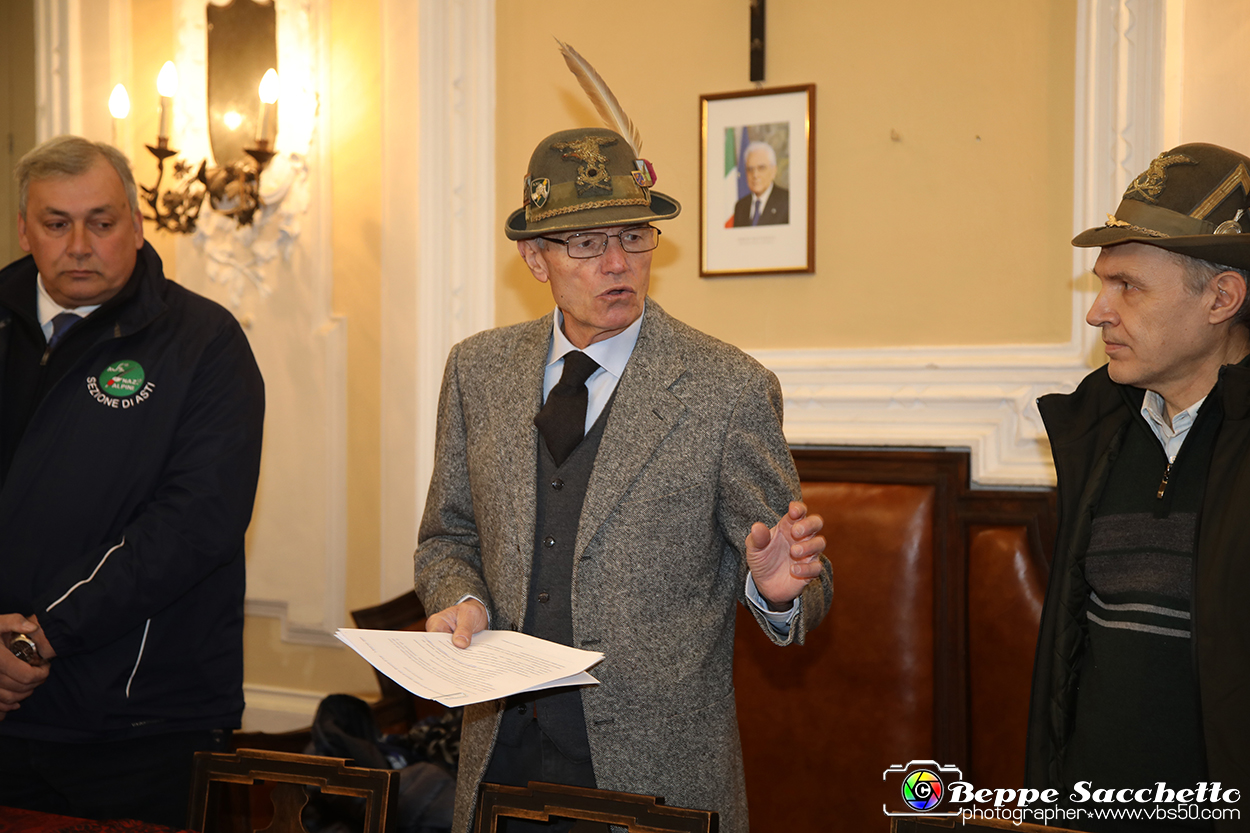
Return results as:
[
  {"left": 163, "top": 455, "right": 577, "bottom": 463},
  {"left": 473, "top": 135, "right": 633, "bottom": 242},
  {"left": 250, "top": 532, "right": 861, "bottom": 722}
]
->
[{"left": 735, "top": 447, "right": 1054, "bottom": 832}]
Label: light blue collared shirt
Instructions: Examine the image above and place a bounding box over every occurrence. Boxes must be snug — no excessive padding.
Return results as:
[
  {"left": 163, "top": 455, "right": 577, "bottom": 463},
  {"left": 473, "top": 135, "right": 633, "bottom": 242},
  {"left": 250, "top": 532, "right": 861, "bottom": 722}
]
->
[
  {"left": 543, "top": 308, "right": 643, "bottom": 432},
  {"left": 1141, "top": 390, "right": 1207, "bottom": 463}
]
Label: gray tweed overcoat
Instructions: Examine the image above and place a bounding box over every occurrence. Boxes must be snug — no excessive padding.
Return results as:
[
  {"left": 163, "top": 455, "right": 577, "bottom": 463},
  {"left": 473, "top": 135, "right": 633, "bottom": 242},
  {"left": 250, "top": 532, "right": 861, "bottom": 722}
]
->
[{"left": 414, "top": 300, "right": 834, "bottom": 833}]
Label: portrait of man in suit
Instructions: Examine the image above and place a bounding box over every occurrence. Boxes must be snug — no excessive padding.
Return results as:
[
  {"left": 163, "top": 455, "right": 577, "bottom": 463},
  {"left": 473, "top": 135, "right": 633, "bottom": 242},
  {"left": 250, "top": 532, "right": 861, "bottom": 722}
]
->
[
  {"left": 414, "top": 124, "right": 832, "bottom": 833},
  {"left": 732, "top": 140, "right": 790, "bottom": 227}
]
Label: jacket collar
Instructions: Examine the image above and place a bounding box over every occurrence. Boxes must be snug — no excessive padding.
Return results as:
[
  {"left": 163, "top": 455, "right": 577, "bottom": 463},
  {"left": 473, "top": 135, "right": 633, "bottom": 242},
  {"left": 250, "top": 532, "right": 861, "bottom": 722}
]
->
[
  {"left": 1216, "top": 354, "right": 1250, "bottom": 421},
  {"left": 0, "top": 242, "right": 169, "bottom": 337}
]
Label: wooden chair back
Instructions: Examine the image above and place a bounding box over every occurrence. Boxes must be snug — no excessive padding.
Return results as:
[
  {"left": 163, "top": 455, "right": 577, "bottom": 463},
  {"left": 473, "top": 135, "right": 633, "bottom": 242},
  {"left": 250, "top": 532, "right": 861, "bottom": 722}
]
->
[
  {"left": 187, "top": 748, "right": 399, "bottom": 833},
  {"left": 474, "top": 781, "right": 718, "bottom": 833}
]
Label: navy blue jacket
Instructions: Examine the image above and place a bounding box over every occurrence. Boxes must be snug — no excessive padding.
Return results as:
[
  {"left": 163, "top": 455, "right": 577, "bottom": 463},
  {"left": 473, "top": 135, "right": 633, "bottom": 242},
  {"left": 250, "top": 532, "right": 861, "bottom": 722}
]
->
[{"left": 0, "top": 242, "right": 264, "bottom": 743}]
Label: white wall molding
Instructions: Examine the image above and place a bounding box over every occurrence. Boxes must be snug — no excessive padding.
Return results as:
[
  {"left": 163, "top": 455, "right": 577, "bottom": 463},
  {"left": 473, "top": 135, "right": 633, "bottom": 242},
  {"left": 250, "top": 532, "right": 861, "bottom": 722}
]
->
[
  {"left": 170, "top": 0, "right": 347, "bottom": 641},
  {"left": 244, "top": 598, "right": 342, "bottom": 648},
  {"left": 380, "top": 0, "right": 496, "bottom": 599},
  {"left": 754, "top": 346, "right": 1089, "bottom": 487},
  {"left": 33, "top": 0, "right": 77, "bottom": 140},
  {"left": 240, "top": 682, "right": 327, "bottom": 732}
]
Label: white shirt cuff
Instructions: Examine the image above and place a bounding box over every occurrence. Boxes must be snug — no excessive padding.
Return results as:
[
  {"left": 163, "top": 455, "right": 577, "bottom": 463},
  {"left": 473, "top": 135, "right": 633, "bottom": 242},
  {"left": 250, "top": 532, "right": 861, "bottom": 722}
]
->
[
  {"left": 456, "top": 594, "right": 491, "bottom": 629},
  {"left": 745, "top": 574, "right": 800, "bottom": 633}
]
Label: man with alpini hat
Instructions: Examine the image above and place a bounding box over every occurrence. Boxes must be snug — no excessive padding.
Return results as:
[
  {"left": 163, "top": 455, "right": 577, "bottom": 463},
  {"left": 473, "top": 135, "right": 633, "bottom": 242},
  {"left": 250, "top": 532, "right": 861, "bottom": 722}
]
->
[
  {"left": 1026, "top": 143, "right": 1250, "bottom": 831},
  {"left": 413, "top": 44, "right": 832, "bottom": 833}
]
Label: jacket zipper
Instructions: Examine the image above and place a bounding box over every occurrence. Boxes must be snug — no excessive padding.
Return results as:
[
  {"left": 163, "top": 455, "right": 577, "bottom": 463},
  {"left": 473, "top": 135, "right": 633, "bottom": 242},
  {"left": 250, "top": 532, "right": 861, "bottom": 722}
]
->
[{"left": 1156, "top": 458, "right": 1173, "bottom": 499}]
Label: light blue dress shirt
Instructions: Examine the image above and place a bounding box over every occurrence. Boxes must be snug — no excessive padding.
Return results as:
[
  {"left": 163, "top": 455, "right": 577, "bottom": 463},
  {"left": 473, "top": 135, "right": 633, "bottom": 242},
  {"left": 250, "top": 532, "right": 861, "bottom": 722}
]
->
[{"left": 1141, "top": 390, "right": 1207, "bottom": 463}]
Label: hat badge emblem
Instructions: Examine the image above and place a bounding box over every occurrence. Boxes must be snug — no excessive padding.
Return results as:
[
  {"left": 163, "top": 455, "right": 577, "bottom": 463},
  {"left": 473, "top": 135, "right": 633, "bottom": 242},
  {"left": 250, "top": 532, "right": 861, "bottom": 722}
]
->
[
  {"left": 1125, "top": 151, "right": 1197, "bottom": 204},
  {"left": 552, "top": 135, "right": 617, "bottom": 195},
  {"left": 527, "top": 176, "right": 550, "bottom": 209}
]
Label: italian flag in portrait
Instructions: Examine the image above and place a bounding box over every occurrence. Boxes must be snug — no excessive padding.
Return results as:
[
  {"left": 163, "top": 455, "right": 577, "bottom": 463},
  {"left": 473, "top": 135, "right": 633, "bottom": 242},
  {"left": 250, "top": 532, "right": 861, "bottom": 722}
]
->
[{"left": 723, "top": 127, "right": 743, "bottom": 228}]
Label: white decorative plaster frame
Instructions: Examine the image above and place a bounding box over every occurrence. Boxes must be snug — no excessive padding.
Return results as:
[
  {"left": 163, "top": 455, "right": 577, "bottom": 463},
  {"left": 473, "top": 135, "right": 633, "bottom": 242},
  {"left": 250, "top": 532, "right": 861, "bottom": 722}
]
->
[
  {"left": 379, "top": 0, "right": 496, "bottom": 599},
  {"left": 168, "top": 0, "right": 345, "bottom": 647},
  {"left": 32, "top": 0, "right": 129, "bottom": 143}
]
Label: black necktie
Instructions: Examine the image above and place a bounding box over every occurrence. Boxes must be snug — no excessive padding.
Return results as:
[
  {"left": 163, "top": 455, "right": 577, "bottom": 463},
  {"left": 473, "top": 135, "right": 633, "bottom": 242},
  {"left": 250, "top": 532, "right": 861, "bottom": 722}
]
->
[
  {"left": 47, "top": 312, "right": 82, "bottom": 349},
  {"left": 534, "top": 351, "right": 600, "bottom": 466}
]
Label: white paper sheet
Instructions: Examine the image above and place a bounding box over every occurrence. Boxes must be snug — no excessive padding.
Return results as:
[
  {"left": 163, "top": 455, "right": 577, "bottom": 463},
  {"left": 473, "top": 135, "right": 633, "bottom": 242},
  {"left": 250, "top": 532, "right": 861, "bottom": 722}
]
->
[{"left": 335, "top": 628, "right": 604, "bottom": 708}]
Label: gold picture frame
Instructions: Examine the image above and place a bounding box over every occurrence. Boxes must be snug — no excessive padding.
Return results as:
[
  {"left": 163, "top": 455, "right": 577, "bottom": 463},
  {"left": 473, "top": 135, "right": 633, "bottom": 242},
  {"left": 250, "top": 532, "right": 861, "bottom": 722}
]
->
[{"left": 699, "top": 84, "right": 815, "bottom": 276}]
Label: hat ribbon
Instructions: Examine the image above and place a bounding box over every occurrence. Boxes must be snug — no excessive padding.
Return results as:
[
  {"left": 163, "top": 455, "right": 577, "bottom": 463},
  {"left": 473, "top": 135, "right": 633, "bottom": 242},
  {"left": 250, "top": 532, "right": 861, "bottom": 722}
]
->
[{"left": 1107, "top": 199, "right": 1217, "bottom": 238}]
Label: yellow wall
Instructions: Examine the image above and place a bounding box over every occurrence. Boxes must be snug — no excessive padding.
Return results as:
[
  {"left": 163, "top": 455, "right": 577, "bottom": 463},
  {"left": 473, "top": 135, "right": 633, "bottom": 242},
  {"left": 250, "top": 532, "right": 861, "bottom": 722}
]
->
[
  {"left": 1180, "top": 0, "right": 1250, "bottom": 152},
  {"left": 496, "top": 0, "right": 1077, "bottom": 348}
]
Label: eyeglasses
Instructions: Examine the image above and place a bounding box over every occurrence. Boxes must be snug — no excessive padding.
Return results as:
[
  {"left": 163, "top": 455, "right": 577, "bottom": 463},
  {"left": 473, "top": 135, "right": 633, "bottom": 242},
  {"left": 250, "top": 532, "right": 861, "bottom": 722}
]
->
[{"left": 536, "top": 226, "right": 661, "bottom": 259}]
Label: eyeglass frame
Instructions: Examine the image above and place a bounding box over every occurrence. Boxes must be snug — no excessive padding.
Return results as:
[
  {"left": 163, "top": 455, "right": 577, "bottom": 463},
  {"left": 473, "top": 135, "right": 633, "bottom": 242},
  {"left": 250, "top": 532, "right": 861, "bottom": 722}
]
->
[{"left": 533, "top": 225, "right": 662, "bottom": 259}]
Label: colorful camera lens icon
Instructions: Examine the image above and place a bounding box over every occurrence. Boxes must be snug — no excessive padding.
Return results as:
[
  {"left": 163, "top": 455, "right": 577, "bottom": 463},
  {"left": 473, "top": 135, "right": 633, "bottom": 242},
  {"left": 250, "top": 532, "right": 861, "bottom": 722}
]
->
[{"left": 902, "top": 769, "right": 943, "bottom": 811}]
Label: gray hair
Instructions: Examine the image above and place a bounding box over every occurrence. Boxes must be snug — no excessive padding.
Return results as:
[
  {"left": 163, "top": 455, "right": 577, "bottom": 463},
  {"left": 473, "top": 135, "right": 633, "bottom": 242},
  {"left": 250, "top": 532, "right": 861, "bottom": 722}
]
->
[
  {"left": 1173, "top": 250, "right": 1250, "bottom": 329},
  {"left": 16, "top": 135, "right": 139, "bottom": 216},
  {"left": 743, "top": 140, "right": 777, "bottom": 168}
]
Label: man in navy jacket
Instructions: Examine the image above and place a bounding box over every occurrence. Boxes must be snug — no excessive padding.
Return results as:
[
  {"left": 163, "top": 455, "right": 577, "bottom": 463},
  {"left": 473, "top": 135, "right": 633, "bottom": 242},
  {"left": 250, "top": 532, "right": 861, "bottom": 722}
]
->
[{"left": 0, "top": 136, "right": 264, "bottom": 825}]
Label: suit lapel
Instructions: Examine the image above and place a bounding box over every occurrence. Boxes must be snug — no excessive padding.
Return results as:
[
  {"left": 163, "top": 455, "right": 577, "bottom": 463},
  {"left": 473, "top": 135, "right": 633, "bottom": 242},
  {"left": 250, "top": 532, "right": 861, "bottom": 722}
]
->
[
  {"left": 575, "top": 302, "right": 686, "bottom": 559},
  {"left": 486, "top": 314, "right": 551, "bottom": 610}
]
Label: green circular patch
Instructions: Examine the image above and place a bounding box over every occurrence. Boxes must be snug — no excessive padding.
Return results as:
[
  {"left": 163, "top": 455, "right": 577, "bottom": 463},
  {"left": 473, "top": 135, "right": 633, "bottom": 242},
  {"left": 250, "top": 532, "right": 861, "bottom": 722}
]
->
[{"left": 99, "top": 360, "right": 146, "bottom": 397}]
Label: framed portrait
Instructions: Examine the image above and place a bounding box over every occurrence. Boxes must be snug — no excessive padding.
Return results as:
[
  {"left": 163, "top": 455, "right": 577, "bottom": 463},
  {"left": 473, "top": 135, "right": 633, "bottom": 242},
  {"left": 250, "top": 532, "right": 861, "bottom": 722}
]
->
[{"left": 699, "top": 84, "right": 815, "bottom": 276}]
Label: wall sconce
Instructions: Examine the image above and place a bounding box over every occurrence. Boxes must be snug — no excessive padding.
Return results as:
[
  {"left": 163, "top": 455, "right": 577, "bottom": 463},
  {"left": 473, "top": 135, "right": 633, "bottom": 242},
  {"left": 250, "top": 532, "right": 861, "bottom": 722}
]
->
[{"left": 139, "top": 0, "right": 279, "bottom": 235}]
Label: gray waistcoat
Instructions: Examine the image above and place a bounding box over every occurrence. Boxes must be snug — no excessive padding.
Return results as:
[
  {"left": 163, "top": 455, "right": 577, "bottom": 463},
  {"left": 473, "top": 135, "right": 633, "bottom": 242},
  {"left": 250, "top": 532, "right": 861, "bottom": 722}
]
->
[{"left": 506, "top": 397, "right": 614, "bottom": 760}]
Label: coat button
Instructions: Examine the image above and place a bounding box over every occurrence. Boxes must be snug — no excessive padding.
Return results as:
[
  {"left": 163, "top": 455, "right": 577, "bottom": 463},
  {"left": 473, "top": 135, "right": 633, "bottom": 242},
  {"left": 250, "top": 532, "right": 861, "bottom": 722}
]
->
[
  {"left": 538, "top": 591, "right": 550, "bottom": 604},
  {"left": 543, "top": 536, "right": 556, "bottom": 548},
  {"left": 551, "top": 478, "right": 563, "bottom": 490}
]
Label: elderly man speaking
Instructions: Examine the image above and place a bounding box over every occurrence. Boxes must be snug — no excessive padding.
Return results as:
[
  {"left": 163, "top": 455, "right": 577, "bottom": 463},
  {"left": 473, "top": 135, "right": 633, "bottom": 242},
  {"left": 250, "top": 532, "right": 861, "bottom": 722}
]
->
[
  {"left": 1026, "top": 143, "right": 1250, "bottom": 831},
  {"left": 414, "top": 67, "right": 832, "bottom": 833}
]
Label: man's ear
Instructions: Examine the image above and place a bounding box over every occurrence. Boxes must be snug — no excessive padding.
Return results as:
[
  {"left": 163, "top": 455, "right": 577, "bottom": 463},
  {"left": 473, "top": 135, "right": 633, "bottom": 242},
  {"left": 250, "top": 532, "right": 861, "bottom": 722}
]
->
[
  {"left": 517, "top": 239, "right": 549, "bottom": 284},
  {"left": 17, "top": 213, "right": 30, "bottom": 253},
  {"left": 131, "top": 207, "right": 145, "bottom": 249},
  {"left": 1210, "top": 271, "right": 1247, "bottom": 325}
]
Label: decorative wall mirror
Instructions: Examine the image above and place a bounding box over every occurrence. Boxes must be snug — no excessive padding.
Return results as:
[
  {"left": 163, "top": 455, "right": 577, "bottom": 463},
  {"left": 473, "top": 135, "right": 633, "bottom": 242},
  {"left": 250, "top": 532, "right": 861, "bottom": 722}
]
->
[{"left": 207, "top": 0, "right": 277, "bottom": 167}]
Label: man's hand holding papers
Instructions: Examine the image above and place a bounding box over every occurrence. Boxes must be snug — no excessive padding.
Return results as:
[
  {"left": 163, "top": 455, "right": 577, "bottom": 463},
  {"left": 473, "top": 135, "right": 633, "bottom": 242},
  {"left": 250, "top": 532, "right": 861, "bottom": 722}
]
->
[{"left": 336, "top": 629, "right": 603, "bottom": 708}]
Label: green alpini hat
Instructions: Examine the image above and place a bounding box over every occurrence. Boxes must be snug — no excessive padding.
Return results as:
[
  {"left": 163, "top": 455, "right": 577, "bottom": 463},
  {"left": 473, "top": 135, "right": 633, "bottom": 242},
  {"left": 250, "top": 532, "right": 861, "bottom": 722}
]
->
[
  {"left": 504, "top": 41, "right": 681, "bottom": 240},
  {"left": 505, "top": 126, "right": 680, "bottom": 240},
  {"left": 1074, "top": 142, "right": 1250, "bottom": 270}
]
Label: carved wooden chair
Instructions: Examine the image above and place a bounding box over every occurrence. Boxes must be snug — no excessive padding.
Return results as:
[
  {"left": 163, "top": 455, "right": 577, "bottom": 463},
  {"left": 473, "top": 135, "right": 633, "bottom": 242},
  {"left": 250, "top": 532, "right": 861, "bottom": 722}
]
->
[
  {"left": 474, "top": 781, "right": 718, "bottom": 833},
  {"left": 187, "top": 748, "right": 399, "bottom": 833}
]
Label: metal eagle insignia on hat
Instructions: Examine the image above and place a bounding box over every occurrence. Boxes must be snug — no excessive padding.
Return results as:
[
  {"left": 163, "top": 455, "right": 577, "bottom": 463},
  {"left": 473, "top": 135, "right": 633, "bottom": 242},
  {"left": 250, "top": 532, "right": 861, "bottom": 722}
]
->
[
  {"left": 552, "top": 135, "right": 617, "bottom": 195},
  {"left": 1124, "top": 151, "right": 1197, "bottom": 203}
]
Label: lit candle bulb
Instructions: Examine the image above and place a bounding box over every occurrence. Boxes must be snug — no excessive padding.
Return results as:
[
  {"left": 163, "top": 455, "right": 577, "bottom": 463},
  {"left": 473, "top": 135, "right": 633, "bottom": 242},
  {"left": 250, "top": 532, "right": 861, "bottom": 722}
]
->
[
  {"left": 256, "top": 68, "right": 279, "bottom": 146},
  {"left": 108, "top": 84, "right": 129, "bottom": 146},
  {"left": 109, "top": 84, "right": 130, "bottom": 119},
  {"left": 156, "top": 61, "right": 178, "bottom": 144}
]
